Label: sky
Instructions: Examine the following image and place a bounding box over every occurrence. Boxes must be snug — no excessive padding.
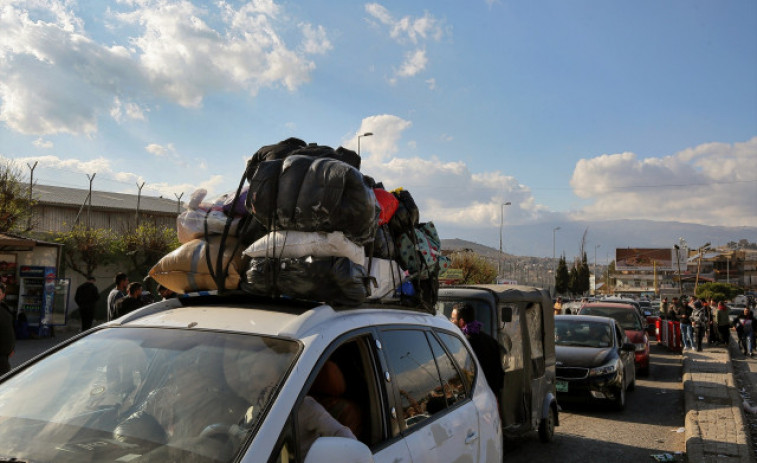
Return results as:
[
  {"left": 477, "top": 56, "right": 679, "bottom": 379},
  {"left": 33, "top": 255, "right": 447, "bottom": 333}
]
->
[{"left": 1, "top": 0, "right": 756, "bottom": 254}]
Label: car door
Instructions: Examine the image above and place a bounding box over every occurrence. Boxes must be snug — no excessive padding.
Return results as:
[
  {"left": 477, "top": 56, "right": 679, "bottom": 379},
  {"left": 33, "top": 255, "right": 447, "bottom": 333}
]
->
[
  {"left": 266, "top": 331, "right": 413, "bottom": 463},
  {"left": 614, "top": 322, "right": 634, "bottom": 385},
  {"left": 379, "top": 328, "right": 480, "bottom": 463}
]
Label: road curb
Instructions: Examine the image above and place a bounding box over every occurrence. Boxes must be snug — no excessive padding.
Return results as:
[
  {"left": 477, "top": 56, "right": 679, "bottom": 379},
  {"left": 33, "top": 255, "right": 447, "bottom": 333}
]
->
[{"left": 683, "top": 336, "right": 755, "bottom": 463}]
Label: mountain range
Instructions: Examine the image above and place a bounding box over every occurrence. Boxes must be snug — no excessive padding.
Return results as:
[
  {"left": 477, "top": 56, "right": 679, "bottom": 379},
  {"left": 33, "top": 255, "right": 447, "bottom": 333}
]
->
[{"left": 440, "top": 219, "right": 757, "bottom": 262}]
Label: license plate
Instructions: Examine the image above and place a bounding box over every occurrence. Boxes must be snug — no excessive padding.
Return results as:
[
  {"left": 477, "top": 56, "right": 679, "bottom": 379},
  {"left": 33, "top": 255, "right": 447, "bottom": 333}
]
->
[{"left": 556, "top": 380, "right": 568, "bottom": 392}]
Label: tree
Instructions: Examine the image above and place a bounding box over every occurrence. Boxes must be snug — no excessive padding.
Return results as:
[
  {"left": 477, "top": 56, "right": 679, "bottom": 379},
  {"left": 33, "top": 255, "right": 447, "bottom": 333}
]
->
[
  {"left": 449, "top": 251, "right": 497, "bottom": 284},
  {"left": 577, "top": 252, "right": 590, "bottom": 295},
  {"left": 55, "top": 225, "right": 117, "bottom": 278},
  {"left": 555, "top": 256, "right": 569, "bottom": 295},
  {"left": 116, "top": 223, "right": 181, "bottom": 280},
  {"left": 0, "top": 159, "right": 35, "bottom": 233},
  {"left": 695, "top": 282, "right": 741, "bottom": 302}
]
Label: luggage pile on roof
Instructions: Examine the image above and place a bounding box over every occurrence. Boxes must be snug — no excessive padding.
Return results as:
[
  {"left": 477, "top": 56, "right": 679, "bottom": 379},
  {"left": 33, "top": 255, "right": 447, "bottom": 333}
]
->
[{"left": 149, "top": 137, "right": 449, "bottom": 312}]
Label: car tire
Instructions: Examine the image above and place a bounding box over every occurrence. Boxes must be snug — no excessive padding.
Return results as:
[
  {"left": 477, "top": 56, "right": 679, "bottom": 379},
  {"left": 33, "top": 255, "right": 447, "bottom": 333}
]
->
[
  {"left": 613, "top": 376, "right": 626, "bottom": 411},
  {"left": 538, "top": 404, "right": 556, "bottom": 443}
]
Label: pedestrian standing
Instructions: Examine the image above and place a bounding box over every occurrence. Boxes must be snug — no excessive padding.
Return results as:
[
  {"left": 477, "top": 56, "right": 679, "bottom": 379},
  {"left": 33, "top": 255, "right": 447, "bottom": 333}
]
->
[
  {"left": 451, "top": 303, "right": 504, "bottom": 399},
  {"left": 74, "top": 276, "right": 99, "bottom": 331},
  {"left": 707, "top": 299, "right": 718, "bottom": 345},
  {"left": 0, "top": 282, "right": 16, "bottom": 375},
  {"left": 690, "top": 297, "right": 709, "bottom": 352},
  {"left": 113, "top": 282, "right": 145, "bottom": 318},
  {"left": 553, "top": 297, "right": 563, "bottom": 316},
  {"left": 677, "top": 296, "right": 694, "bottom": 351},
  {"left": 716, "top": 302, "right": 731, "bottom": 346},
  {"left": 660, "top": 297, "right": 670, "bottom": 319},
  {"left": 107, "top": 273, "right": 129, "bottom": 322},
  {"left": 733, "top": 307, "right": 754, "bottom": 357}
]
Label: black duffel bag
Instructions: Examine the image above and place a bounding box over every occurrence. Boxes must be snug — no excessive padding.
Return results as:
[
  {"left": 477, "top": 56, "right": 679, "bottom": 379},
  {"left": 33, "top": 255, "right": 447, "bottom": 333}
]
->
[{"left": 242, "top": 256, "right": 368, "bottom": 307}]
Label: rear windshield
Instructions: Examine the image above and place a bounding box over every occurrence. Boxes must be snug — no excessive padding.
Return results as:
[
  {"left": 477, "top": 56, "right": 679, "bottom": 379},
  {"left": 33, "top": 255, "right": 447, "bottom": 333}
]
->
[
  {"left": 580, "top": 306, "right": 642, "bottom": 331},
  {"left": 555, "top": 318, "right": 614, "bottom": 348},
  {"left": 0, "top": 327, "right": 299, "bottom": 462}
]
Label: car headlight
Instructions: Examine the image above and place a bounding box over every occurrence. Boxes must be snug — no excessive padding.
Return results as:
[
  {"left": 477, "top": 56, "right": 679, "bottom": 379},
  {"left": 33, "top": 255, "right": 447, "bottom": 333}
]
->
[
  {"left": 589, "top": 360, "right": 619, "bottom": 377},
  {"left": 634, "top": 343, "right": 647, "bottom": 352}
]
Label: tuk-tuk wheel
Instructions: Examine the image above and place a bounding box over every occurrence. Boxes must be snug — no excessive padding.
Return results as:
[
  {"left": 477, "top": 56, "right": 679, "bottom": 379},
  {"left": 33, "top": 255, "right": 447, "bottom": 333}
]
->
[{"left": 538, "top": 405, "right": 556, "bottom": 443}]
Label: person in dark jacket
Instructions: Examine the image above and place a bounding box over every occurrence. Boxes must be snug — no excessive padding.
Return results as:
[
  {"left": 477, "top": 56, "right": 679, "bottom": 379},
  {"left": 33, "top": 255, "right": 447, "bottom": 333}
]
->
[
  {"left": 690, "top": 298, "right": 709, "bottom": 352},
  {"left": 0, "top": 282, "right": 16, "bottom": 375},
  {"left": 114, "top": 282, "right": 145, "bottom": 318},
  {"left": 450, "top": 303, "right": 504, "bottom": 398},
  {"left": 74, "top": 276, "right": 99, "bottom": 331}
]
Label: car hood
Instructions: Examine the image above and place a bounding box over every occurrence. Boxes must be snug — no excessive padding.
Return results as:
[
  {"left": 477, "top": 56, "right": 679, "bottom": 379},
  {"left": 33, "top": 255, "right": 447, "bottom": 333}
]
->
[{"left": 556, "top": 346, "right": 615, "bottom": 368}]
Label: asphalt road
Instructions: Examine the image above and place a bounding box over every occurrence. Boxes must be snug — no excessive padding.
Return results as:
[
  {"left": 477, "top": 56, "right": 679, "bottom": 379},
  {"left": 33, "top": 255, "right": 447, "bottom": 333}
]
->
[{"left": 503, "top": 343, "right": 686, "bottom": 462}]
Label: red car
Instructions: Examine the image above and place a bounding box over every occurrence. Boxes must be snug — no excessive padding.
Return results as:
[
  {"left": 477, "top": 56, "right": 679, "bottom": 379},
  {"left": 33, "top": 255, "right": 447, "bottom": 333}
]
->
[{"left": 578, "top": 302, "right": 650, "bottom": 376}]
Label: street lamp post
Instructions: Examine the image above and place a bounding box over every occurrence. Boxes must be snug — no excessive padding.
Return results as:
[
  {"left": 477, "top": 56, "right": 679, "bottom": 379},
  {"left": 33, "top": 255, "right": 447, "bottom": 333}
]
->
[
  {"left": 357, "top": 132, "right": 373, "bottom": 155},
  {"left": 498, "top": 201, "right": 512, "bottom": 278},
  {"left": 552, "top": 226, "right": 561, "bottom": 262},
  {"left": 674, "top": 244, "right": 683, "bottom": 296},
  {"left": 694, "top": 242, "right": 711, "bottom": 292}
]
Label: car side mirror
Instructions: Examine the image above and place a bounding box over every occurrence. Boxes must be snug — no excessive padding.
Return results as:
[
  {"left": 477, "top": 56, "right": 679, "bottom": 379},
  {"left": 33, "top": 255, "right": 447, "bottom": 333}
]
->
[
  {"left": 305, "top": 437, "right": 374, "bottom": 463},
  {"left": 501, "top": 306, "right": 512, "bottom": 323},
  {"left": 621, "top": 343, "right": 636, "bottom": 352}
]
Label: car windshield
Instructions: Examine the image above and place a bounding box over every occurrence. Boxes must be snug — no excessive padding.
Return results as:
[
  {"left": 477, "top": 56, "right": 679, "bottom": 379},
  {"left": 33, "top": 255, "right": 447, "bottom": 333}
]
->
[
  {"left": 580, "top": 306, "right": 642, "bottom": 331},
  {"left": 0, "top": 327, "right": 299, "bottom": 463},
  {"left": 555, "top": 319, "right": 614, "bottom": 348}
]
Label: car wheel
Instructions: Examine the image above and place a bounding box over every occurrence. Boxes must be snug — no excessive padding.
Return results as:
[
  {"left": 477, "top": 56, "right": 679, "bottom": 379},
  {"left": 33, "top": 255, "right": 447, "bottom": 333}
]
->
[
  {"left": 613, "top": 375, "right": 626, "bottom": 411},
  {"left": 538, "top": 404, "right": 556, "bottom": 443}
]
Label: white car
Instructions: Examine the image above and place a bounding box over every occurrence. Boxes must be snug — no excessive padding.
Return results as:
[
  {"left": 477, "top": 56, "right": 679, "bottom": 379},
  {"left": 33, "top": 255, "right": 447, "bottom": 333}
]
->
[{"left": 0, "top": 293, "right": 502, "bottom": 463}]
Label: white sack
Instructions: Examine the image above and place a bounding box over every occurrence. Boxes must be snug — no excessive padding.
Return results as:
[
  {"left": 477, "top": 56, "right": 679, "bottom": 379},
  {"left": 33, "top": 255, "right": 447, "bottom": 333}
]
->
[
  {"left": 243, "top": 230, "right": 365, "bottom": 266},
  {"left": 365, "top": 258, "right": 406, "bottom": 301}
]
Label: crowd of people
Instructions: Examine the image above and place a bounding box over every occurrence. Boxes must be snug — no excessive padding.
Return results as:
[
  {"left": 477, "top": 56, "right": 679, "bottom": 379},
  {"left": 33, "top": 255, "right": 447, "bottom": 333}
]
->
[{"left": 660, "top": 295, "right": 755, "bottom": 356}]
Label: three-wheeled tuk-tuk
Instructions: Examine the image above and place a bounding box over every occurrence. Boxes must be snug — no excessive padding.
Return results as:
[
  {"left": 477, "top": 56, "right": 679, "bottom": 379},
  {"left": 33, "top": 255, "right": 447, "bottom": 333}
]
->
[{"left": 437, "top": 284, "right": 559, "bottom": 442}]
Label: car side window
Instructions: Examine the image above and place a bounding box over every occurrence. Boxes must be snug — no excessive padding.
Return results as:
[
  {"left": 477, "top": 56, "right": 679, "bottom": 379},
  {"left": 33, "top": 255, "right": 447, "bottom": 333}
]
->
[
  {"left": 427, "top": 332, "right": 467, "bottom": 406},
  {"left": 436, "top": 331, "right": 476, "bottom": 393},
  {"left": 615, "top": 324, "right": 624, "bottom": 346},
  {"left": 381, "top": 329, "right": 445, "bottom": 431}
]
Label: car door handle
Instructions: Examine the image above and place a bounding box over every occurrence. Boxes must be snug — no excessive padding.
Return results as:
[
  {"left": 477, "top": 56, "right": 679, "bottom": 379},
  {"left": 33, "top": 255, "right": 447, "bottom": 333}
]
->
[{"left": 465, "top": 431, "right": 479, "bottom": 445}]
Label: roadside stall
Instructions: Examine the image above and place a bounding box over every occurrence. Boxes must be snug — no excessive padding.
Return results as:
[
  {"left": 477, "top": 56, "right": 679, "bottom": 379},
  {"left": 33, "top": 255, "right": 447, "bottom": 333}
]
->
[{"left": 0, "top": 233, "right": 68, "bottom": 338}]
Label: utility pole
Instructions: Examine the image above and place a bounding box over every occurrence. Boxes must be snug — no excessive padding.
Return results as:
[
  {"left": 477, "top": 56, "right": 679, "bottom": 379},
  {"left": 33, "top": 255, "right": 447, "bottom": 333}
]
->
[
  {"left": 136, "top": 181, "right": 146, "bottom": 225},
  {"left": 174, "top": 192, "right": 184, "bottom": 214},
  {"left": 86, "top": 173, "right": 96, "bottom": 229},
  {"left": 26, "top": 161, "right": 38, "bottom": 230}
]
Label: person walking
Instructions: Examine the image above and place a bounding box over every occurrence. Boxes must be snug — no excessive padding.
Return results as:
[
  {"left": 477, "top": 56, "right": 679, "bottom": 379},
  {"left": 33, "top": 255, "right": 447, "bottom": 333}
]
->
[
  {"left": 107, "top": 273, "right": 129, "bottom": 321},
  {"left": 0, "top": 283, "right": 15, "bottom": 375},
  {"left": 690, "top": 297, "right": 709, "bottom": 352},
  {"left": 74, "top": 276, "right": 99, "bottom": 331},
  {"left": 451, "top": 303, "right": 504, "bottom": 399},
  {"left": 677, "top": 296, "right": 694, "bottom": 351},
  {"left": 716, "top": 302, "right": 731, "bottom": 346},
  {"left": 732, "top": 307, "right": 754, "bottom": 356},
  {"left": 660, "top": 297, "right": 670, "bottom": 319},
  {"left": 113, "top": 282, "right": 145, "bottom": 318}
]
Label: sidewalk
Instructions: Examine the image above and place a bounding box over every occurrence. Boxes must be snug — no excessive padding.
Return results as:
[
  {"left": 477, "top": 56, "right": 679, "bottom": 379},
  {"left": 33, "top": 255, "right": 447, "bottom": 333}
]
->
[
  {"left": 683, "top": 333, "right": 756, "bottom": 463},
  {"left": 9, "top": 324, "right": 81, "bottom": 369}
]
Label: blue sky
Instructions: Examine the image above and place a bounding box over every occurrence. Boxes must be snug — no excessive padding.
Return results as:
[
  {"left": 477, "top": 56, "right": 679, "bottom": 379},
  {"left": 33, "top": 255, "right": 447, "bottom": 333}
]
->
[{"left": 1, "top": 0, "right": 755, "bottom": 250}]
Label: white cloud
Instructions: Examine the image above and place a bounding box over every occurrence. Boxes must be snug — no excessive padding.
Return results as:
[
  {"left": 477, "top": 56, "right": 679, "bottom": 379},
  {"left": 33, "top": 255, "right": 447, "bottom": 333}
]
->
[
  {"left": 346, "top": 114, "right": 548, "bottom": 229},
  {"left": 569, "top": 137, "right": 757, "bottom": 226},
  {"left": 396, "top": 48, "right": 427, "bottom": 77},
  {"left": 426, "top": 78, "right": 436, "bottom": 90},
  {"left": 111, "top": 97, "right": 147, "bottom": 122},
  {"left": 33, "top": 138, "right": 53, "bottom": 149},
  {"left": 365, "top": 4, "right": 444, "bottom": 44},
  {"left": 3, "top": 152, "right": 226, "bottom": 201},
  {"left": 145, "top": 143, "right": 176, "bottom": 157},
  {"left": 364, "top": 3, "right": 446, "bottom": 82},
  {"left": 0, "top": 0, "right": 326, "bottom": 135},
  {"left": 300, "top": 23, "right": 332, "bottom": 54}
]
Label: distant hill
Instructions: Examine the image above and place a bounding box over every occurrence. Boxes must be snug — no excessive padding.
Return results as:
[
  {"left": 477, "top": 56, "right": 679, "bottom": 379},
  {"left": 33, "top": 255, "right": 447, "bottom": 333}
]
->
[{"left": 439, "top": 219, "right": 757, "bottom": 259}]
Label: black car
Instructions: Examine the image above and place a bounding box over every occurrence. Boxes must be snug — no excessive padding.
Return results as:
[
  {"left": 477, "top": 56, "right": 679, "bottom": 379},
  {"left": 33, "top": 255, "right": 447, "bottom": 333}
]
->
[{"left": 554, "top": 315, "right": 636, "bottom": 410}]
